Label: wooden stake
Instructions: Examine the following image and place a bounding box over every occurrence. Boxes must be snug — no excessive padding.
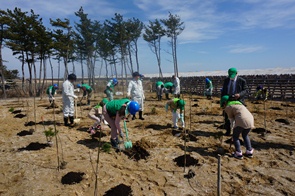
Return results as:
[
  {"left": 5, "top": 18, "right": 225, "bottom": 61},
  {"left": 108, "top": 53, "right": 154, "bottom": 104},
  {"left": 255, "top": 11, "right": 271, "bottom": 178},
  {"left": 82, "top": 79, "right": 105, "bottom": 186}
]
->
[
  {"left": 52, "top": 100, "right": 60, "bottom": 171},
  {"left": 94, "top": 123, "right": 102, "bottom": 196},
  {"left": 217, "top": 155, "right": 221, "bottom": 196}
]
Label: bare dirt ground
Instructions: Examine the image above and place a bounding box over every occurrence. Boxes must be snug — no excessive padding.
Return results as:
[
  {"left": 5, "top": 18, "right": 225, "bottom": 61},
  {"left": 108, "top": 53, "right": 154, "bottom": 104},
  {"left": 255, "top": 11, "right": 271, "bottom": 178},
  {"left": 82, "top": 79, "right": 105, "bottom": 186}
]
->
[{"left": 0, "top": 92, "right": 294, "bottom": 196}]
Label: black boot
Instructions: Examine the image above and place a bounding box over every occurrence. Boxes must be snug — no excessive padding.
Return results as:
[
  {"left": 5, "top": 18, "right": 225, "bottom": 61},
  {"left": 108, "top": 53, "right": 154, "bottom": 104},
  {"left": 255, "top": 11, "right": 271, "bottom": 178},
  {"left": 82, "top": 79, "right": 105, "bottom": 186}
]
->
[
  {"left": 69, "top": 116, "right": 74, "bottom": 124},
  {"left": 157, "top": 95, "right": 160, "bottom": 101},
  {"left": 132, "top": 115, "right": 136, "bottom": 120},
  {"left": 64, "top": 117, "right": 69, "bottom": 126},
  {"left": 166, "top": 94, "right": 169, "bottom": 100},
  {"left": 139, "top": 111, "right": 145, "bottom": 120},
  {"left": 159, "top": 95, "right": 162, "bottom": 101}
]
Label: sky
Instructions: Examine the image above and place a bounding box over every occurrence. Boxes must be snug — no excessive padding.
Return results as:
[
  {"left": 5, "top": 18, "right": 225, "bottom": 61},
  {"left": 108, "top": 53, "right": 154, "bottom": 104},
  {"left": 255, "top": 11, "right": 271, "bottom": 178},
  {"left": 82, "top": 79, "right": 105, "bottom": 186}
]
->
[{"left": 1, "top": 0, "right": 295, "bottom": 78}]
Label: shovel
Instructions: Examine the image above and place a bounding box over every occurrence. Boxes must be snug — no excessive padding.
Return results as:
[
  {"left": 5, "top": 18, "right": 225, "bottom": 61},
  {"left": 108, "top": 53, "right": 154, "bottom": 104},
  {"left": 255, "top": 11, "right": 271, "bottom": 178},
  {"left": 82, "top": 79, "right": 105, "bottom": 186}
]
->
[
  {"left": 74, "top": 99, "right": 81, "bottom": 125},
  {"left": 123, "top": 120, "right": 132, "bottom": 149}
]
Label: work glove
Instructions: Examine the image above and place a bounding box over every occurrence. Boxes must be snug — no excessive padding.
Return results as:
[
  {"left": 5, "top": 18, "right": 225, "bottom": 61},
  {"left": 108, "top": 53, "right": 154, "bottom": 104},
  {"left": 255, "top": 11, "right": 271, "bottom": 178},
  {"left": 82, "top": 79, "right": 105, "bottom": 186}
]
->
[
  {"left": 180, "top": 113, "right": 185, "bottom": 127},
  {"left": 52, "top": 97, "right": 55, "bottom": 100},
  {"left": 119, "top": 131, "right": 125, "bottom": 138},
  {"left": 73, "top": 95, "right": 78, "bottom": 99},
  {"left": 229, "top": 119, "right": 235, "bottom": 130}
]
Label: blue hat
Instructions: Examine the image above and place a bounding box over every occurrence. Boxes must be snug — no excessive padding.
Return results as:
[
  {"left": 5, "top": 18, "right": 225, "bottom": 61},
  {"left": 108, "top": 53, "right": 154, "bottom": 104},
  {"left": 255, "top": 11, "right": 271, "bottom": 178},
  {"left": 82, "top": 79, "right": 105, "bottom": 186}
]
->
[
  {"left": 127, "top": 101, "right": 140, "bottom": 115},
  {"left": 205, "top": 78, "right": 210, "bottom": 83},
  {"left": 53, "top": 84, "right": 58, "bottom": 88},
  {"left": 113, "top": 78, "right": 118, "bottom": 84},
  {"left": 77, "top": 84, "right": 82, "bottom": 88}
]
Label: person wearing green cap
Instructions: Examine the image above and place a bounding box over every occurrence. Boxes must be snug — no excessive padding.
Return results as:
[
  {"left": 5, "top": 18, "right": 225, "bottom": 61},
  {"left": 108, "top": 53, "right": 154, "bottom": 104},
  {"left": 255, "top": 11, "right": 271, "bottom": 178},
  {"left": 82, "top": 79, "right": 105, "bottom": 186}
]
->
[
  {"left": 87, "top": 98, "right": 109, "bottom": 135},
  {"left": 77, "top": 83, "right": 93, "bottom": 105},
  {"left": 164, "top": 82, "right": 174, "bottom": 100},
  {"left": 221, "top": 68, "right": 248, "bottom": 136},
  {"left": 155, "top": 81, "right": 164, "bottom": 101},
  {"left": 165, "top": 98, "right": 186, "bottom": 129},
  {"left": 220, "top": 95, "right": 254, "bottom": 159}
]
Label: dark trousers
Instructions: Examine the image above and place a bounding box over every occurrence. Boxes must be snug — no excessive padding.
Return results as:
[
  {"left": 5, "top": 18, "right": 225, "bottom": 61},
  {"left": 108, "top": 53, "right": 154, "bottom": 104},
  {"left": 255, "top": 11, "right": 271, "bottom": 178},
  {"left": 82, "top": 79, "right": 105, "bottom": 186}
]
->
[{"left": 223, "top": 111, "right": 231, "bottom": 135}]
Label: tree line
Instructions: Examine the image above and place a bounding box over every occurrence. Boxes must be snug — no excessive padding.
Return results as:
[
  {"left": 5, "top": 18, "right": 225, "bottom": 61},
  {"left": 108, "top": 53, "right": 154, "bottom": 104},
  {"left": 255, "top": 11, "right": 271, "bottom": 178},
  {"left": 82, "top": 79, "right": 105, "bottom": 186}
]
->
[{"left": 0, "top": 7, "right": 184, "bottom": 97}]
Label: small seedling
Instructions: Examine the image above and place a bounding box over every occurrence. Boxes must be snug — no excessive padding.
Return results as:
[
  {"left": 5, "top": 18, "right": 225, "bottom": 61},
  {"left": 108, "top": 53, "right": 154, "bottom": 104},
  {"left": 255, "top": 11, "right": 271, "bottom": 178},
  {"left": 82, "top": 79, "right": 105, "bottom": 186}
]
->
[
  {"left": 151, "top": 107, "right": 157, "bottom": 115},
  {"left": 44, "top": 127, "right": 58, "bottom": 146},
  {"left": 101, "top": 143, "right": 111, "bottom": 153},
  {"left": 9, "top": 107, "right": 14, "bottom": 112}
]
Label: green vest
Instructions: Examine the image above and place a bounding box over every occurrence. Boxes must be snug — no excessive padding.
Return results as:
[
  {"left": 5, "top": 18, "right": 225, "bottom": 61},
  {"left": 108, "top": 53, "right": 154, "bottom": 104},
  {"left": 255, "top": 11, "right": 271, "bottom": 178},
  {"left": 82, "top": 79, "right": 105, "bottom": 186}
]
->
[
  {"left": 46, "top": 86, "right": 56, "bottom": 95},
  {"left": 227, "top": 101, "right": 243, "bottom": 106},
  {"left": 82, "top": 84, "right": 92, "bottom": 92},
  {"left": 106, "top": 98, "right": 130, "bottom": 116},
  {"left": 164, "top": 82, "right": 173, "bottom": 88},
  {"left": 156, "top": 81, "right": 164, "bottom": 87}
]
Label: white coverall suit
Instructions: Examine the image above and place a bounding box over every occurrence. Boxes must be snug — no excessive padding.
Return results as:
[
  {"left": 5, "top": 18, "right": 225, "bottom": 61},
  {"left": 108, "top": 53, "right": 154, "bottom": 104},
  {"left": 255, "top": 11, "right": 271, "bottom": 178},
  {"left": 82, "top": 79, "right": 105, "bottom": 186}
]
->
[
  {"left": 127, "top": 79, "right": 144, "bottom": 111},
  {"left": 173, "top": 77, "right": 180, "bottom": 96},
  {"left": 62, "top": 80, "right": 77, "bottom": 117}
]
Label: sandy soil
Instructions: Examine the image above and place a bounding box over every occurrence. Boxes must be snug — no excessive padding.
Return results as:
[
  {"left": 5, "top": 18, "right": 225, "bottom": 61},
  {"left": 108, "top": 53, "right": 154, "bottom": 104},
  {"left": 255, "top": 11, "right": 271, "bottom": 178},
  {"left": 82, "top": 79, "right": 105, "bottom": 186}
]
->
[{"left": 0, "top": 92, "right": 294, "bottom": 196}]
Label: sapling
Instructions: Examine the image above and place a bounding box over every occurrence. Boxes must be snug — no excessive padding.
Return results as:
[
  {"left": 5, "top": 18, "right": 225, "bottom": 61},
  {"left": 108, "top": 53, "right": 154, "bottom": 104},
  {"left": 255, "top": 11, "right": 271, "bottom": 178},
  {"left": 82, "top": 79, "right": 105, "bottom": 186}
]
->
[
  {"left": 102, "top": 143, "right": 111, "bottom": 153},
  {"left": 44, "top": 127, "right": 57, "bottom": 146},
  {"left": 9, "top": 107, "right": 14, "bottom": 112},
  {"left": 151, "top": 107, "right": 156, "bottom": 115}
]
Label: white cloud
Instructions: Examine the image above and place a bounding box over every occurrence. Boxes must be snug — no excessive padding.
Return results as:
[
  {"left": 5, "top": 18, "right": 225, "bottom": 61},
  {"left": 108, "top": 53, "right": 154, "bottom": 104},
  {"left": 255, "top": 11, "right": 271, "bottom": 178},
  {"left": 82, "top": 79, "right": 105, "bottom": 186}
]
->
[{"left": 227, "top": 44, "right": 264, "bottom": 54}]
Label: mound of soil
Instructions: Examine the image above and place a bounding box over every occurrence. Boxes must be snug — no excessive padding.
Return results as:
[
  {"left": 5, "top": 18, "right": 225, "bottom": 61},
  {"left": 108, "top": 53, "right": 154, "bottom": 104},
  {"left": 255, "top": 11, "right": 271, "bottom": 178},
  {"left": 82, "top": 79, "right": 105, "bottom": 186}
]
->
[
  {"left": 123, "top": 143, "right": 150, "bottom": 161},
  {"left": 104, "top": 184, "right": 132, "bottom": 196},
  {"left": 18, "top": 142, "right": 48, "bottom": 151},
  {"left": 12, "top": 110, "right": 22, "bottom": 114},
  {"left": 61, "top": 172, "right": 85, "bottom": 185},
  {"left": 252, "top": 128, "right": 271, "bottom": 134},
  {"left": 173, "top": 154, "right": 200, "bottom": 167},
  {"left": 17, "top": 130, "right": 34, "bottom": 136},
  {"left": 275, "top": 119, "right": 290, "bottom": 125},
  {"left": 25, "top": 121, "right": 36, "bottom": 126},
  {"left": 14, "top": 114, "right": 26, "bottom": 118}
]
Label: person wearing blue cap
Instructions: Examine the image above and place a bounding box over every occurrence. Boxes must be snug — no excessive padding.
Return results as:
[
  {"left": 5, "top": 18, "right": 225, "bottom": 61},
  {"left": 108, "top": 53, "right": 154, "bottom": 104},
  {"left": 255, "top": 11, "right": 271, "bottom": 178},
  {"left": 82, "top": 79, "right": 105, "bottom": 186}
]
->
[
  {"left": 104, "top": 78, "right": 118, "bottom": 101},
  {"left": 102, "top": 98, "right": 139, "bottom": 148},
  {"left": 221, "top": 68, "right": 248, "bottom": 136},
  {"left": 204, "top": 78, "right": 213, "bottom": 100},
  {"left": 46, "top": 84, "right": 58, "bottom": 104}
]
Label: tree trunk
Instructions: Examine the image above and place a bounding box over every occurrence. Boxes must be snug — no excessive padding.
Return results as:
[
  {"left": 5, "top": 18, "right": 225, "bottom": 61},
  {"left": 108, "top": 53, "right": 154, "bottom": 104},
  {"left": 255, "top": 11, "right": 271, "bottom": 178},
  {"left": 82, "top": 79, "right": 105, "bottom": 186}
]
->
[
  {"left": 134, "top": 39, "right": 140, "bottom": 72},
  {"left": 0, "top": 24, "right": 6, "bottom": 98},
  {"left": 105, "top": 59, "right": 108, "bottom": 79},
  {"left": 80, "top": 54, "right": 84, "bottom": 84},
  {"left": 112, "top": 54, "right": 117, "bottom": 79},
  {"left": 21, "top": 51, "right": 25, "bottom": 92},
  {"left": 174, "top": 36, "right": 178, "bottom": 77},
  {"left": 40, "top": 58, "right": 46, "bottom": 99},
  {"left": 33, "top": 61, "right": 37, "bottom": 97},
  {"left": 127, "top": 43, "right": 133, "bottom": 74},
  {"left": 72, "top": 61, "right": 76, "bottom": 74},
  {"left": 58, "top": 60, "right": 60, "bottom": 88},
  {"left": 49, "top": 56, "right": 54, "bottom": 85},
  {"left": 38, "top": 56, "right": 43, "bottom": 96}
]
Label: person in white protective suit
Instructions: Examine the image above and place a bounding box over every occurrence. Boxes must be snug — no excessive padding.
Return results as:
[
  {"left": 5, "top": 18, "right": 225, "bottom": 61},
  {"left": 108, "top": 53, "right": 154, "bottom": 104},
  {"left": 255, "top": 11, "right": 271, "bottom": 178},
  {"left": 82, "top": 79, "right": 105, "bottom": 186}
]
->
[
  {"left": 172, "top": 75, "right": 180, "bottom": 98},
  {"left": 62, "top": 74, "right": 78, "bottom": 126},
  {"left": 127, "top": 71, "right": 145, "bottom": 120},
  {"left": 165, "top": 98, "right": 186, "bottom": 129}
]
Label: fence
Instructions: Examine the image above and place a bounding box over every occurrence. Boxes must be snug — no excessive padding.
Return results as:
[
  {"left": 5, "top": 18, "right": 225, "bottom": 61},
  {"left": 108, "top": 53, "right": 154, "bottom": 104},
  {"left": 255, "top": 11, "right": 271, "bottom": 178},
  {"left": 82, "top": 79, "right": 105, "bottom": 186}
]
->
[{"left": 147, "top": 74, "right": 295, "bottom": 100}]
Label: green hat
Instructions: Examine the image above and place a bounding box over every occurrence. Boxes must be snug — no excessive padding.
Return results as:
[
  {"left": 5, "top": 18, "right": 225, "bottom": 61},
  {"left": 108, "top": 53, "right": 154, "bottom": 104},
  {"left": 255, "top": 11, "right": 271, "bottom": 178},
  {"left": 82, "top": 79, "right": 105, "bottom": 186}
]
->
[
  {"left": 220, "top": 95, "right": 229, "bottom": 107},
  {"left": 228, "top": 67, "right": 238, "bottom": 79},
  {"left": 101, "top": 98, "right": 109, "bottom": 105},
  {"left": 178, "top": 99, "right": 186, "bottom": 110}
]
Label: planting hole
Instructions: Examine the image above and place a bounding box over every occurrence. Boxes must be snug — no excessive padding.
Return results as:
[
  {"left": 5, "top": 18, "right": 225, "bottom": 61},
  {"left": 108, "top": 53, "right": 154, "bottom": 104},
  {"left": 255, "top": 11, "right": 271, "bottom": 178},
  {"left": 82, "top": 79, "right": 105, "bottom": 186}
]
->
[
  {"left": 182, "top": 133, "right": 198, "bottom": 142},
  {"left": 174, "top": 154, "right": 200, "bottom": 167},
  {"left": 18, "top": 142, "right": 48, "bottom": 151},
  {"left": 104, "top": 184, "right": 132, "bottom": 196},
  {"left": 25, "top": 121, "right": 36, "bottom": 126},
  {"left": 192, "top": 103, "right": 199, "bottom": 107},
  {"left": 17, "top": 130, "right": 34, "bottom": 136},
  {"left": 12, "top": 110, "right": 22, "bottom": 114},
  {"left": 61, "top": 172, "right": 85, "bottom": 185},
  {"left": 14, "top": 114, "right": 26, "bottom": 118},
  {"left": 270, "top": 107, "right": 283, "bottom": 111},
  {"left": 252, "top": 128, "right": 271, "bottom": 134},
  {"left": 123, "top": 143, "right": 150, "bottom": 161},
  {"left": 275, "top": 119, "right": 290, "bottom": 125}
]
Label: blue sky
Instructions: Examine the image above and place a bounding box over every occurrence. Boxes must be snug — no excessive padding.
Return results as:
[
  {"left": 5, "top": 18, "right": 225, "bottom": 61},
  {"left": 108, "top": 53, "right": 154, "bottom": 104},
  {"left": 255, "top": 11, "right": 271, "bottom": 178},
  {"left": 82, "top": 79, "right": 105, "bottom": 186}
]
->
[{"left": 1, "top": 0, "right": 295, "bottom": 78}]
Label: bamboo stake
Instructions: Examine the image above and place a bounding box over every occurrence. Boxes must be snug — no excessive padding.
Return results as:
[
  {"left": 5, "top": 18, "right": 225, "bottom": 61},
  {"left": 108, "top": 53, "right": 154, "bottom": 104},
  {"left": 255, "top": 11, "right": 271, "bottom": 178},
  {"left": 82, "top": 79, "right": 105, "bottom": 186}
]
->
[
  {"left": 52, "top": 100, "right": 60, "bottom": 171},
  {"left": 217, "top": 155, "right": 221, "bottom": 196},
  {"left": 94, "top": 123, "right": 102, "bottom": 196}
]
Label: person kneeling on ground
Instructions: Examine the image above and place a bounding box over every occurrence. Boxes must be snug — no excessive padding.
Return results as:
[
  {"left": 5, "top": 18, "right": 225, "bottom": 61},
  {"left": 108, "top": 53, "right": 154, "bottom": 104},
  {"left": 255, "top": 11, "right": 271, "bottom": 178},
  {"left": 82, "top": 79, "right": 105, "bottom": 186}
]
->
[
  {"left": 165, "top": 98, "right": 186, "bottom": 129},
  {"left": 102, "top": 98, "right": 139, "bottom": 148},
  {"left": 88, "top": 98, "right": 109, "bottom": 135},
  {"left": 220, "top": 95, "right": 254, "bottom": 159}
]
